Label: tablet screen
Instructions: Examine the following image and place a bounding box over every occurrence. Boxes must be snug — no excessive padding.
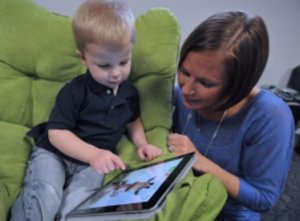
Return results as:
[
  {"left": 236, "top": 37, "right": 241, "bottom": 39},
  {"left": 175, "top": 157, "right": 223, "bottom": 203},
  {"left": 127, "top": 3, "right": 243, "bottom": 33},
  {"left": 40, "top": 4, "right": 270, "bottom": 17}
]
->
[
  {"left": 70, "top": 152, "right": 195, "bottom": 216},
  {"left": 81, "top": 158, "right": 182, "bottom": 209}
]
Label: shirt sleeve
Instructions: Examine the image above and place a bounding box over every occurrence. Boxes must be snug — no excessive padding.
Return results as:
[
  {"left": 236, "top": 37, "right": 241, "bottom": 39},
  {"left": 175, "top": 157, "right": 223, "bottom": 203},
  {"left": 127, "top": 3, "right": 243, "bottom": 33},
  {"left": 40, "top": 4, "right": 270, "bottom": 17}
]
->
[
  {"left": 47, "top": 83, "right": 82, "bottom": 131},
  {"left": 236, "top": 104, "right": 295, "bottom": 212}
]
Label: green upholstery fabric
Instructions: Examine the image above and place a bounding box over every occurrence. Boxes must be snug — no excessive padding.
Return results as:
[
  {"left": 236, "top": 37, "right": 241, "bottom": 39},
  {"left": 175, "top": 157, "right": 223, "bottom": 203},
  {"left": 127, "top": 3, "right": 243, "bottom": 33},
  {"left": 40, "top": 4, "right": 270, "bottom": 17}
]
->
[{"left": 0, "top": 0, "right": 227, "bottom": 220}]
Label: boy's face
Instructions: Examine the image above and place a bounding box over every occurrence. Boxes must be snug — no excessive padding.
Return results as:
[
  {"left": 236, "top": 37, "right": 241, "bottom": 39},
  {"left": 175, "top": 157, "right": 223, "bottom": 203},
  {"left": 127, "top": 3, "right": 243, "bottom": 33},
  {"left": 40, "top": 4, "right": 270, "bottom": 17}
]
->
[{"left": 77, "top": 43, "right": 133, "bottom": 94}]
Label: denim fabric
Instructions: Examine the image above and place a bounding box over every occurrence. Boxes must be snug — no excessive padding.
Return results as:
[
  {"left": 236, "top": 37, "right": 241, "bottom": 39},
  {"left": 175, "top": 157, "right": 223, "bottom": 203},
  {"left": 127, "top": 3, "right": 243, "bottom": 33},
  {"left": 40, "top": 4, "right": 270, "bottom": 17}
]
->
[{"left": 10, "top": 147, "right": 104, "bottom": 221}]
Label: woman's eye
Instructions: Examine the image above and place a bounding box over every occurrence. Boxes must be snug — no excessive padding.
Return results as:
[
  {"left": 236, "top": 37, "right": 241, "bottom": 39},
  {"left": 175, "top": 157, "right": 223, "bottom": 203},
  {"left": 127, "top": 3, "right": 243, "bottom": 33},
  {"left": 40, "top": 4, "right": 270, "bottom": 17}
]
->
[
  {"left": 198, "top": 80, "right": 214, "bottom": 88},
  {"left": 179, "top": 69, "right": 190, "bottom": 77}
]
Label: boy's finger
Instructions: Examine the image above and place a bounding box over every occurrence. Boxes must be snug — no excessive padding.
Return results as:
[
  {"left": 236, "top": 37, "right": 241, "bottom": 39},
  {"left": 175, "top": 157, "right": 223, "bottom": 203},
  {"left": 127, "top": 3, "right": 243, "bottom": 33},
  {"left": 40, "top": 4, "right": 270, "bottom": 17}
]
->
[
  {"left": 114, "top": 162, "right": 119, "bottom": 170},
  {"left": 146, "top": 151, "right": 154, "bottom": 161},
  {"left": 157, "top": 148, "right": 162, "bottom": 156},
  {"left": 112, "top": 155, "right": 126, "bottom": 170},
  {"left": 106, "top": 161, "right": 115, "bottom": 171},
  {"left": 146, "top": 150, "right": 154, "bottom": 161},
  {"left": 137, "top": 149, "right": 146, "bottom": 160}
]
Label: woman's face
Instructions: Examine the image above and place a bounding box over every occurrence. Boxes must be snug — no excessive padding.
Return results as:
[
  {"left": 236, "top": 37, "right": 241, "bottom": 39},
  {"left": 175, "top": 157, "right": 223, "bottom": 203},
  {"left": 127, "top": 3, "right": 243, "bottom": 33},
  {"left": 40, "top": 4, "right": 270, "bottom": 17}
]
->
[{"left": 177, "top": 52, "right": 228, "bottom": 112}]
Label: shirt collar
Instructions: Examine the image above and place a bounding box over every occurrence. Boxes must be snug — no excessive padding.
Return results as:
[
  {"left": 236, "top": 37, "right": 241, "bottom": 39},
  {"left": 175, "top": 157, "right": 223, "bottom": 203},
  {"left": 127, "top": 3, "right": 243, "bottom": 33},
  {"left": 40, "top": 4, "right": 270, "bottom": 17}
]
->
[
  {"left": 85, "top": 70, "right": 108, "bottom": 94},
  {"left": 84, "top": 69, "right": 135, "bottom": 98}
]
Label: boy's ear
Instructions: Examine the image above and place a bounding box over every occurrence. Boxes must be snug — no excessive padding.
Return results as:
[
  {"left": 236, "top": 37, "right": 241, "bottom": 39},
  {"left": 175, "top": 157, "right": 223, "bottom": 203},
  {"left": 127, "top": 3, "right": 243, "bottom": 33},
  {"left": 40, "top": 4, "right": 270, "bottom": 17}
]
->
[{"left": 76, "top": 49, "right": 87, "bottom": 66}]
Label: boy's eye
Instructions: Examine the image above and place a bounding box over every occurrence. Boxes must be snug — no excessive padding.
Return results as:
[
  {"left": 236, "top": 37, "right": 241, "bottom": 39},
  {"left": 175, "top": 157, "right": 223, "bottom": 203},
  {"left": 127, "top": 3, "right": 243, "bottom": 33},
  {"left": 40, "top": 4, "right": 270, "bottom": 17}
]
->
[
  {"left": 120, "top": 60, "right": 128, "bottom": 66},
  {"left": 98, "top": 64, "right": 110, "bottom": 68}
]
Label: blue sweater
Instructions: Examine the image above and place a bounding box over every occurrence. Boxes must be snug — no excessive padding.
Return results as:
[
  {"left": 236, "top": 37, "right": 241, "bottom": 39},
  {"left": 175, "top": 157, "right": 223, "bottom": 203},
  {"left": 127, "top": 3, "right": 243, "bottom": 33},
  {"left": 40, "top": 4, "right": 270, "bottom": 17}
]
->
[{"left": 173, "top": 86, "right": 294, "bottom": 221}]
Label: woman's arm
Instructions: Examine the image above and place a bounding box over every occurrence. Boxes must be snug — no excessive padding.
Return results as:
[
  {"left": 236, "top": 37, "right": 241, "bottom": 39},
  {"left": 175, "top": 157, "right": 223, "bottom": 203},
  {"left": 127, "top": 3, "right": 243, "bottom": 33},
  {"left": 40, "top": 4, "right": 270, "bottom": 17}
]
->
[
  {"left": 235, "top": 113, "right": 294, "bottom": 212},
  {"left": 168, "top": 102, "right": 294, "bottom": 212},
  {"left": 168, "top": 133, "right": 240, "bottom": 198},
  {"left": 195, "top": 151, "right": 240, "bottom": 197}
]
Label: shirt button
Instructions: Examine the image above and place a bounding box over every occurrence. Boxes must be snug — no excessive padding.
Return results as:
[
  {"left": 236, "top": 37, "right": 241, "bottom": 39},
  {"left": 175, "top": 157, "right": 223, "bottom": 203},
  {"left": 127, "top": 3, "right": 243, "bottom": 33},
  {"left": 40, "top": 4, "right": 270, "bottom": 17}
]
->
[
  {"left": 106, "top": 90, "right": 111, "bottom": 94},
  {"left": 111, "top": 106, "right": 114, "bottom": 109}
]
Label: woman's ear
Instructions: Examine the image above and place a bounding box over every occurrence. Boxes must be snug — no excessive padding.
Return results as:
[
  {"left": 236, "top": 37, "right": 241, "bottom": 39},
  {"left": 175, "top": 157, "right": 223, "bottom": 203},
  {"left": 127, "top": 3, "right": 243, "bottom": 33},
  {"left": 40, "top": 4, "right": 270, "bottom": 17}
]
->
[{"left": 76, "top": 49, "right": 87, "bottom": 67}]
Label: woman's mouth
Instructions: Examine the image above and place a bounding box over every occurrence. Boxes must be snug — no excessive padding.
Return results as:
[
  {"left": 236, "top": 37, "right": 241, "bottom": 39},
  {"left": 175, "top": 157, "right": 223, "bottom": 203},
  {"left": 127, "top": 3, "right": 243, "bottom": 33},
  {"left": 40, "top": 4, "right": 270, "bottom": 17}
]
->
[{"left": 184, "top": 96, "right": 199, "bottom": 103}]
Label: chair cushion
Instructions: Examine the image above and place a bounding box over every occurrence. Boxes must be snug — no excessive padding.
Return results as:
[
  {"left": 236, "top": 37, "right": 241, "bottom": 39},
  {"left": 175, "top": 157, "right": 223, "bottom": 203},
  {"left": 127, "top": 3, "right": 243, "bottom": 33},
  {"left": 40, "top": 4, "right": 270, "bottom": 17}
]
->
[{"left": 0, "top": 0, "right": 180, "bottom": 219}]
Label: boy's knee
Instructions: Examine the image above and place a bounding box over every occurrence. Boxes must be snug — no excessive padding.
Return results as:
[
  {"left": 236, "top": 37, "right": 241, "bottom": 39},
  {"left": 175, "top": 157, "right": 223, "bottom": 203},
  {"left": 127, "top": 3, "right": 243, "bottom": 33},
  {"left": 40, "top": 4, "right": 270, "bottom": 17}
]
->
[
  {"left": 32, "top": 179, "right": 63, "bottom": 205},
  {"left": 23, "top": 180, "right": 63, "bottom": 219},
  {"left": 11, "top": 179, "right": 63, "bottom": 221}
]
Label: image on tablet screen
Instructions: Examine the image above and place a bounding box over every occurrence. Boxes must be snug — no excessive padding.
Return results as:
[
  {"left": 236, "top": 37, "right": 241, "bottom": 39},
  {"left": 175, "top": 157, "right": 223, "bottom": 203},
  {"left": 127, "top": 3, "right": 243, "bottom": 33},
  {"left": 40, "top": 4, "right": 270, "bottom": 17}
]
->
[{"left": 79, "top": 158, "right": 183, "bottom": 209}]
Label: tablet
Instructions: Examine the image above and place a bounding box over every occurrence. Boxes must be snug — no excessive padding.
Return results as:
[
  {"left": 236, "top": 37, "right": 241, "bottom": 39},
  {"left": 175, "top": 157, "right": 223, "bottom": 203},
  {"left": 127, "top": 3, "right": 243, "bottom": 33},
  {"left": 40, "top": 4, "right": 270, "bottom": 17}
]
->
[{"left": 67, "top": 152, "right": 196, "bottom": 221}]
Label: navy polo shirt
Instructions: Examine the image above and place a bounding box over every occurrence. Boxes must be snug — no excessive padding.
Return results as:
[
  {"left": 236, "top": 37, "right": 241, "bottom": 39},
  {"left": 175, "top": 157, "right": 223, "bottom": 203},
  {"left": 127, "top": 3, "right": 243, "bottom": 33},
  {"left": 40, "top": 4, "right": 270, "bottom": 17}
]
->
[{"left": 29, "top": 70, "right": 140, "bottom": 164}]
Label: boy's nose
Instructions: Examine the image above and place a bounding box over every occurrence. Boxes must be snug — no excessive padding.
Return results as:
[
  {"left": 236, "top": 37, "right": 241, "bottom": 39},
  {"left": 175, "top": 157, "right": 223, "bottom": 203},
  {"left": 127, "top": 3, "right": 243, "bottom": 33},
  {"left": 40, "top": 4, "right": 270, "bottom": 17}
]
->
[{"left": 110, "top": 68, "right": 121, "bottom": 78}]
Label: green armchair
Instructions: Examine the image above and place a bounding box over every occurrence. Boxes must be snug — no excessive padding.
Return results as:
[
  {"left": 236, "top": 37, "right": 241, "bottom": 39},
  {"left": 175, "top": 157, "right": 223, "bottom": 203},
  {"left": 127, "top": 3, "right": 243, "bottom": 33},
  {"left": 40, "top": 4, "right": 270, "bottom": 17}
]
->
[{"left": 0, "top": 0, "right": 227, "bottom": 220}]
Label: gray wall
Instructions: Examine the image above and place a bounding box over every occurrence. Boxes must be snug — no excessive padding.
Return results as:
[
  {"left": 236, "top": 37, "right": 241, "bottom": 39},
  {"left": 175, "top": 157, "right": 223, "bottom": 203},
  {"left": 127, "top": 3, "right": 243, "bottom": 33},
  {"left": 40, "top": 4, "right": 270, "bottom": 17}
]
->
[{"left": 33, "top": 0, "right": 300, "bottom": 87}]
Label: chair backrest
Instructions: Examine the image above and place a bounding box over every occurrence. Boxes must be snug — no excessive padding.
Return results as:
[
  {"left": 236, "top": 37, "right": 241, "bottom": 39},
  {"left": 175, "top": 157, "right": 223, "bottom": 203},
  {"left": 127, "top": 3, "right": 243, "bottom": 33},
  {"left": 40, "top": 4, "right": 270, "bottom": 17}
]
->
[
  {"left": 0, "top": 0, "right": 180, "bottom": 219},
  {"left": 286, "top": 102, "right": 300, "bottom": 126},
  {"left": 287, "top": 65, "right": 300, "bottom": 94}
]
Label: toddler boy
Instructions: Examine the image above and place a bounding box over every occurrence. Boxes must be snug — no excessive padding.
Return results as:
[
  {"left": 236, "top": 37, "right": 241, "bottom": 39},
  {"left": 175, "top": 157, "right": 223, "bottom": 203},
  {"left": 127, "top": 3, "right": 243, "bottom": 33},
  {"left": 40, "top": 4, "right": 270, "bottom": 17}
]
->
[{"left": 10, "top": 1, "right": 162, "bottom": 221}]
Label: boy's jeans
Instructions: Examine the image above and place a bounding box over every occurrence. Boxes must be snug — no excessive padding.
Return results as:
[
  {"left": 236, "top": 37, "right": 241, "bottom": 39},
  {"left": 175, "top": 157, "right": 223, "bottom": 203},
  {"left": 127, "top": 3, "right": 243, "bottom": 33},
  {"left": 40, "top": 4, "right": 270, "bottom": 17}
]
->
[{"left": 10, "top": 146, "right": 104, "bottom": 221}]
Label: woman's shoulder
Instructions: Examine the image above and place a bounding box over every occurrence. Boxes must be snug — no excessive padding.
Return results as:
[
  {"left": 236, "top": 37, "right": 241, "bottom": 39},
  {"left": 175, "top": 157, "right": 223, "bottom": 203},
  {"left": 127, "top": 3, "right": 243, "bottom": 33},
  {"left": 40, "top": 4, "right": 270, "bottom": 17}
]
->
[
  {"left": 250, "top": 89, "right": 292, "bottom": 113},
  {"left": 174, "top": 84, "right": 181, "bottom": 95},
  {"left": 239, "top": 89, "right": 294, "bottom": 151},
  {"left": 174, "top": 85, "right": 184, "bottom": 103},
  {"left": 228, "top": 88, "right": 293, "bottom": 127},
  {"left": 242, "top": 89, "right": 294, "bottom": 127}
]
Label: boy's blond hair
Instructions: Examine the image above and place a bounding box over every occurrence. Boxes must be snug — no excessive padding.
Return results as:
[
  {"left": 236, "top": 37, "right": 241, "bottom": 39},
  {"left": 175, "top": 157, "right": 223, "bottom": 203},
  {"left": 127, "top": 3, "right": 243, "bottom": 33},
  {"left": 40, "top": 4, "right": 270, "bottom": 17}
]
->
[{"left": 72, "top": 0, "right": 136, "bottom": 53}]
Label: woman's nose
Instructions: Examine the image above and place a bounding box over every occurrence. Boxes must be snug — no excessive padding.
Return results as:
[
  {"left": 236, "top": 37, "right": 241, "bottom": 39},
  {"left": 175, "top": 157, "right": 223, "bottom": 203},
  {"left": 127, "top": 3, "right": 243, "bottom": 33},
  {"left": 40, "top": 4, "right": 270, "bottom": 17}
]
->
[{"left": 181, "top": 78, "right": 196, "bottom": 95}]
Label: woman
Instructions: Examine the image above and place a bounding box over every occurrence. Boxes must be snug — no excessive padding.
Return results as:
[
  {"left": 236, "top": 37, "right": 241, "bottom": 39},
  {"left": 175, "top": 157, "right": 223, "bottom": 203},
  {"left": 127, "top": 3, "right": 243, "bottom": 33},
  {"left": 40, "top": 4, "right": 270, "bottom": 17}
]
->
[{"left": 168, "top": 11, "right": 294, "bottom": 220}]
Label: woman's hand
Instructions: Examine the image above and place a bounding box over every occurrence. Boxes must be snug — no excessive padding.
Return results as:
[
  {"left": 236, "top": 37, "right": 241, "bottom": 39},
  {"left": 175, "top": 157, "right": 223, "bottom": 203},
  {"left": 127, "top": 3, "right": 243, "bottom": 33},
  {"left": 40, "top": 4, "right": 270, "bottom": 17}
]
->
[
  {"left": 168, "top": 133, "right": 240, "bottom": 198},
  {"left": 167, "top": 133, "right": 204, "bottom": 173},
  {"left": 167, "top": 133, "right": 199, "bottom": 156}
]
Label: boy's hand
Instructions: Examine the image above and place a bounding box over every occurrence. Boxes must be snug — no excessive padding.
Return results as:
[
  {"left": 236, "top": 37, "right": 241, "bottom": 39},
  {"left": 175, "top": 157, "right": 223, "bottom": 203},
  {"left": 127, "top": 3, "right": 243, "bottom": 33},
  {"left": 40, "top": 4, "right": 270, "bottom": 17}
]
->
[
  {"left": 88, "top": 149, "right": 126, "bottom": 174},
  {"left": 137, "top": 144, "right": 162, "bottom": 162}
]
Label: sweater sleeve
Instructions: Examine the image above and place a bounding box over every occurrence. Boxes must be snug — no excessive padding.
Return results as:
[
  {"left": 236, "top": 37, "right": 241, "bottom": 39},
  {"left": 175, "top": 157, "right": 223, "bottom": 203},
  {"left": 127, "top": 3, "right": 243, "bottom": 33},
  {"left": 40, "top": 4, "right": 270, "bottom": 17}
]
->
[
  {"left": 236, "top": 103, "right": 295, "bottom": 212},
  {"left": 47, "top": 83, "right": 82, "bottom": 131}
]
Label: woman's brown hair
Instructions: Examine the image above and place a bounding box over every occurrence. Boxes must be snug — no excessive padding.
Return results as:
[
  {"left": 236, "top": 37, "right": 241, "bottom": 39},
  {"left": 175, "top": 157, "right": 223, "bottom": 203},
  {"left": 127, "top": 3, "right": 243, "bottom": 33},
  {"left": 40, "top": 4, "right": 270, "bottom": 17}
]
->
[{"left": 179, "top": 11, "right": 269, "bottom": 110}]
